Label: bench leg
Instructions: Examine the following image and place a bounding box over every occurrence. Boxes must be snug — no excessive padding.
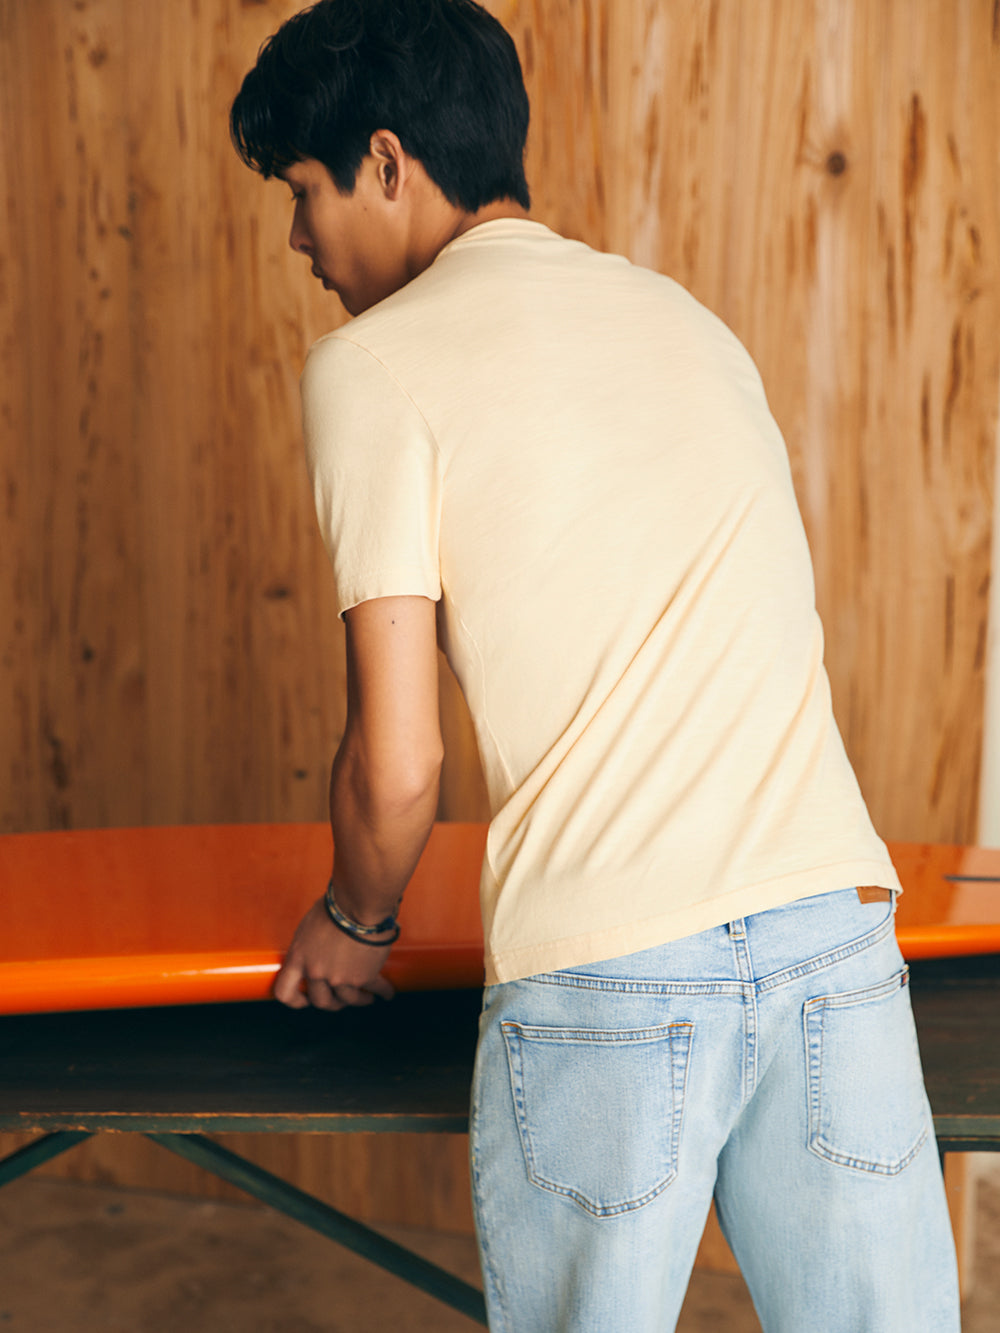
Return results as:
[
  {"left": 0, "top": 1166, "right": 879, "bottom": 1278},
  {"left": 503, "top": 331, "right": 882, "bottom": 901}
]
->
[
  {"left": 145, "top": 1131, "right": 487, "bottom": 1326},
  {"left": 0, "top": 1131, "right": 93, "bottom": 1187}
]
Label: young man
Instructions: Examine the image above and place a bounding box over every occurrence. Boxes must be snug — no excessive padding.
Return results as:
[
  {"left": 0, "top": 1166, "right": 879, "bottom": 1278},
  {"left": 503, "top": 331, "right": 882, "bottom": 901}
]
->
[{"left": 231, "top": 3, "right": 960, "bottom": 1328}]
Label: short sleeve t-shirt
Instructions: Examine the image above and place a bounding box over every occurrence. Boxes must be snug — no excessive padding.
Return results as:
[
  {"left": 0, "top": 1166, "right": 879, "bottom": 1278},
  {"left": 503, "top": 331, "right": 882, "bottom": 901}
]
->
[{"left": 300, "top": 219, "right": 900, "bottom": 984}]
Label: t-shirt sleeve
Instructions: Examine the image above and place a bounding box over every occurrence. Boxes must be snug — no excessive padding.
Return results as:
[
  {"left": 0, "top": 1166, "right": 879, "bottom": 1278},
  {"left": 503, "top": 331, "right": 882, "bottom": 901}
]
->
[{"left": 300, "top": 334, "right": 443, "bottom": 618}]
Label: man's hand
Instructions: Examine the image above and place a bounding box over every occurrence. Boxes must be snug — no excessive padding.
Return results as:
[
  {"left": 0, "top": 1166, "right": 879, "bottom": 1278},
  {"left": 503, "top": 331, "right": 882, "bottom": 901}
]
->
[{"left": 273, "top": 897, "right": 396, "bottom": 1011}]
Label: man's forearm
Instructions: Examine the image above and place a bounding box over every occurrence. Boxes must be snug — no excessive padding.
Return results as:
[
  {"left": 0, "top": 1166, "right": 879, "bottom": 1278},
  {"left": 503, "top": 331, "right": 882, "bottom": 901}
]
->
[
  {"left": 327, "top": 728, "right": 442, "bottom": 926},
  {"left": 273, "top": 600, "right": 441, "bottom": 1007}
]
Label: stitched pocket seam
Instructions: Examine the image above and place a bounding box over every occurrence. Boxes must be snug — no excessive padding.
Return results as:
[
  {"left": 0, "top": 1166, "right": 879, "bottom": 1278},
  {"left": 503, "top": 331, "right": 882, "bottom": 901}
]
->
[{"left": 502, "top": 1020, "right": 694, "bottom": 1217}]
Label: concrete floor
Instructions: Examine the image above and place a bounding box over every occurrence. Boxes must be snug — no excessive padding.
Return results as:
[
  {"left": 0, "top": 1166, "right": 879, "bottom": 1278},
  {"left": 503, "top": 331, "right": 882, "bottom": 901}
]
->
[{"left": 0, "top": 1160, "right": 997, "bottom": 1331}]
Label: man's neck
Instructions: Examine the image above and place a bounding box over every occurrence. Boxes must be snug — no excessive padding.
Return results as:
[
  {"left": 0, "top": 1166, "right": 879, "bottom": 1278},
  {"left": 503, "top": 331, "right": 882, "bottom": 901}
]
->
[
  {"left": 401, "top": 172, "right": 533, "bottom": 286},
  {"left": 447, "top": 200, "right": 533, "bottom": 243}
]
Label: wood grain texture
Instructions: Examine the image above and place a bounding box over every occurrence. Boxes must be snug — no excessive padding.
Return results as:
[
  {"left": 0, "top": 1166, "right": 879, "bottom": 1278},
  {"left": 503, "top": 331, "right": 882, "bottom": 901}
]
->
[
  {"left": 4, "top": 1, "right": 994, "bottom": 836},
  {"left": 499, "top": 0, "right": 1000, "bottom": 843},
  {"left": 1, "top": 0, "right": 144, "bottom": 832},
  {"left": 2, "top": 0, "right": 997, "bottom": 1230},
  {"left": 1, "top": 0, "right": 348, "bottom": 835}
]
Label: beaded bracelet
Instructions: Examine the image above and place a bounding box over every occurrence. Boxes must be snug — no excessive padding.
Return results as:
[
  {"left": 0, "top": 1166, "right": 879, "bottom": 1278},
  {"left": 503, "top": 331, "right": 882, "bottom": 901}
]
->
[{"left": 323, "top": 879, "right": 401, "bottom": 947}]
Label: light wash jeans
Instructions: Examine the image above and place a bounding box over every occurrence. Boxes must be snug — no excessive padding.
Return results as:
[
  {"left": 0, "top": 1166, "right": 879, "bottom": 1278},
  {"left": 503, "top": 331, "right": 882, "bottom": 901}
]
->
[{"left": 469, "top": 888, "right": 960, "bottom": 1332}]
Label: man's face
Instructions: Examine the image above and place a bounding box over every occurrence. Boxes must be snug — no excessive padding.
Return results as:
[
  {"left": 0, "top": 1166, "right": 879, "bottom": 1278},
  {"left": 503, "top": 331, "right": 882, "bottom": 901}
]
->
[{"left": 281, "top": 157, "right": 410, "bottom": 317}]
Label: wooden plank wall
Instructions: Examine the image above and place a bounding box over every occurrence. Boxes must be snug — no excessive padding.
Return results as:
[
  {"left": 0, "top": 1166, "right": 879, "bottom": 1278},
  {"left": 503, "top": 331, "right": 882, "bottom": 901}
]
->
[{"left": 1, "top": 0, "right": 998, "bottom": 1229}]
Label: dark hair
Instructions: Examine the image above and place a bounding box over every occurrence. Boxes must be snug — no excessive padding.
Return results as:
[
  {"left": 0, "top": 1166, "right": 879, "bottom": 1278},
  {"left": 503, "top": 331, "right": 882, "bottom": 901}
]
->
[{"left": 230, "top": 0, "right": 530, "bottom": 211}]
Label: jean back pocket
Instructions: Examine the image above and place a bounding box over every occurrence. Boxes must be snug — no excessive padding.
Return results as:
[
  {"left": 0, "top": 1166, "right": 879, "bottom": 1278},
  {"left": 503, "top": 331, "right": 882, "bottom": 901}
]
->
[
  {"left": 804, "top": 967, "right": 929, "bottom": 1176},
  {"left": 500, "top": 1019, "right": 693, "bottom": 1218}
]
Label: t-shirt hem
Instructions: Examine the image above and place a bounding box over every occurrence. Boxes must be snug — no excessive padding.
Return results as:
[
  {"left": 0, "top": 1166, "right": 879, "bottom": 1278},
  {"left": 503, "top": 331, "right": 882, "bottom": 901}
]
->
[
  {"left": 483, "top": 858, "right": 902, "bottom": 985},
  {"left": 336, "top": 570, "right": 442, "bottom": 620}
]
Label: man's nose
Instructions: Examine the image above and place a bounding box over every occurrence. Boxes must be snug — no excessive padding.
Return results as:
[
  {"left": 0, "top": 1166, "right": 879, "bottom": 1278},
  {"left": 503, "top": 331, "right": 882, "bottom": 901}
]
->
[{"left": 289, "top": 213, "right": 311, "bottom": 255}]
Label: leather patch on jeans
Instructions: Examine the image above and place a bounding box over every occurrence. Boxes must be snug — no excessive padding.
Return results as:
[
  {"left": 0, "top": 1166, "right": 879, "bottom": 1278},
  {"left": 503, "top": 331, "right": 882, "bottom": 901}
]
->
[{"left": 856, "top": 886, "right": 893, "bottom": 904}]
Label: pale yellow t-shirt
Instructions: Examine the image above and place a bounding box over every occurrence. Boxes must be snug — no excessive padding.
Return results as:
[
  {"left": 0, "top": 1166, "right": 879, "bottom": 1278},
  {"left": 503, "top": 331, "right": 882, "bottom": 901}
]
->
[{"left": 301, "top": 219, "right": 900, "bottom": 984}]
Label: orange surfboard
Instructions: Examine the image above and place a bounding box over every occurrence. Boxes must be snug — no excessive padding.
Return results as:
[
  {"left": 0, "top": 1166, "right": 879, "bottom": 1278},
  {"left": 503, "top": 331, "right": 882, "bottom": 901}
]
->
[
  {"left": 0, "top": 824, "right": 997, "bottom": 1014},
  {"left": 888, "top": 841, "right": 1000, "bottom": 959},
  {"left": 0, "top": 823, "right": 486, "bottom": 1014}
]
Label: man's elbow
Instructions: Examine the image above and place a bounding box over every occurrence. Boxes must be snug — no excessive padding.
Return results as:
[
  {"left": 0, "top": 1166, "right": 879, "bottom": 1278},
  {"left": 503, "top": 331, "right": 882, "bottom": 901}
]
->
[
  {"left": 384, "top": 743, "right": 445, "bottom": 818},
  {"left": 344, "top": 739, "right": 444, "bottom": 825}
]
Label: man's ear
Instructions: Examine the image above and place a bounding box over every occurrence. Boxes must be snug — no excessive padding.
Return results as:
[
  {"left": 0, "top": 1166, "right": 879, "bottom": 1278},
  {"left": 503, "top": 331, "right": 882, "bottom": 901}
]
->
[{"left": 369, "top": 129, "right": 410, "bottom": 201}]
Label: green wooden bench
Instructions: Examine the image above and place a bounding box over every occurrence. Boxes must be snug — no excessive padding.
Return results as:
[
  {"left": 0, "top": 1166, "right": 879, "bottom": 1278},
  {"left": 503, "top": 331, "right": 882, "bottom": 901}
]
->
[{"left": 1, "top": 956, "right": 998, "bottom": 1325}]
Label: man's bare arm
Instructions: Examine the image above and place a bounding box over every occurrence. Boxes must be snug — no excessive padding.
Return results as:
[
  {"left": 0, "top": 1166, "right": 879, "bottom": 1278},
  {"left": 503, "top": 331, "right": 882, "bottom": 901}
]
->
[{"left": 273, "top": 595, "right": 443, "bottom": 1010}]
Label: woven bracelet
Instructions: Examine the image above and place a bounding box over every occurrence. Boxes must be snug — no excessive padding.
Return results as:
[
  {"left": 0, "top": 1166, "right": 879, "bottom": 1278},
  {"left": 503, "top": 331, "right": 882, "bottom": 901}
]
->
[{"left": 323, "top": 880, "right": 401, "bottom": 947}]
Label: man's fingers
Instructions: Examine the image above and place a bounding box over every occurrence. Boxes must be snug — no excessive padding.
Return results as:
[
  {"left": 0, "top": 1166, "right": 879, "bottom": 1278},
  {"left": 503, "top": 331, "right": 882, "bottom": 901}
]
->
[
  {"left": 307, "top": 977, "right": 343, "bottom": 1011},
  {"left": 273, "top": 960, "right": 308, "bottom": 1008},
  {"left": 366, "top": 973, "right": 396, "bottom": 1001},
  {"left": 333, "top": 983, "right": 374, "bottom": 1007},
  {"left": 274, "top": 935, "right": 395, "bottom": 1011},
  {"left": 300, "top": 978, "right": 393, "bottom": 1009}
]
